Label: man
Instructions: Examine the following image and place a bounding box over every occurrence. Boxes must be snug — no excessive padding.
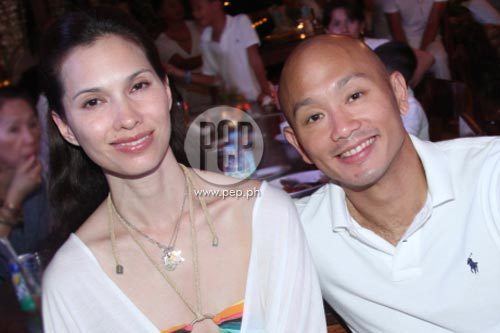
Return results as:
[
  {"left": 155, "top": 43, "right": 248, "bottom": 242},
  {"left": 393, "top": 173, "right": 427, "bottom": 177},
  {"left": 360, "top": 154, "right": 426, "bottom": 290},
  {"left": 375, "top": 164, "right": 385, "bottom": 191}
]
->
[
  {"left": 383, "top": 0, "right": 451, "bottom": 80},
  {"left": 167, "top": 0, "right": 272, "bottom": 103},
  {"left": 279, "top": 35, "right": 500, "bottom": 332},
  {"left": 374, "top": 41, "right": 429, "bottom": 140}
]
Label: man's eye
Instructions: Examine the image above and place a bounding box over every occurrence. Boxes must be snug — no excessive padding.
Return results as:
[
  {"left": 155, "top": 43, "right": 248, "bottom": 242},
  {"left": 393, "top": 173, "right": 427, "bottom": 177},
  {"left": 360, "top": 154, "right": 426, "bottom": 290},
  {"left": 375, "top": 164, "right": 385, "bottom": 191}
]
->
[
  {"left": 131, "top": 81, "right": 150, "bottom": 92},
  {"left": 82, "top": 98, "right": 101, "bottom": 109},
  {"left": 306, "top": 113, "right": 323, "bottom": 124},
  {"left": 348, "top": 92, "right": 363, "bottom": 103}
]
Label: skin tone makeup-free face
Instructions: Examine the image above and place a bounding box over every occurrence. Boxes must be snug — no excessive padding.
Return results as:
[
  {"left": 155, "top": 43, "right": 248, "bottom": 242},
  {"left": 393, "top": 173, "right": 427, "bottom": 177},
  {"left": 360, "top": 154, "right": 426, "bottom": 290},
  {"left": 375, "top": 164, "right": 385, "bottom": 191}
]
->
[
  {"left": 53, "top": 34, "right": 173, "bottom": 179},
  {"left": 0, "top": 99, "right": 40, "bottom": 169}
]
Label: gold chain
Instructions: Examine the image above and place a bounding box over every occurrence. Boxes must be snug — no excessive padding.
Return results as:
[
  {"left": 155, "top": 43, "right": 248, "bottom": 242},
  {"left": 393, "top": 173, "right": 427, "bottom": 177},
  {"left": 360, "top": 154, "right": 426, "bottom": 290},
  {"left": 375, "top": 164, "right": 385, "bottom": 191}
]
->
[{"left": 107, "top": 165, "right": 218, "bottom": 323}]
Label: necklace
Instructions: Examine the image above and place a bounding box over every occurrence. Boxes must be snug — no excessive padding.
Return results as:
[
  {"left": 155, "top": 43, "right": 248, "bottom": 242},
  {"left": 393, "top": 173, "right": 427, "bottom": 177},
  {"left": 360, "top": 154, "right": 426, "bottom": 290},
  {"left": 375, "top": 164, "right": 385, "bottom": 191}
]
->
[
  {"left": 109, "top": 181, "right": 187, "bottom": 272},
  {"left": 107, "top": 165, "right": 219, "bottom": 325}
]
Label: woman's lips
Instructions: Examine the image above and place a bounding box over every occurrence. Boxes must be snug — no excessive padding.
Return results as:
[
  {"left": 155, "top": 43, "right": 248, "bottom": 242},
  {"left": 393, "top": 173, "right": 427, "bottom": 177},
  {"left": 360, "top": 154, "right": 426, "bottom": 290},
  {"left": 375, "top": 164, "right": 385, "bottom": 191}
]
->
[{"left": 111, "top": 131, "right": 154, "bottom": 153}]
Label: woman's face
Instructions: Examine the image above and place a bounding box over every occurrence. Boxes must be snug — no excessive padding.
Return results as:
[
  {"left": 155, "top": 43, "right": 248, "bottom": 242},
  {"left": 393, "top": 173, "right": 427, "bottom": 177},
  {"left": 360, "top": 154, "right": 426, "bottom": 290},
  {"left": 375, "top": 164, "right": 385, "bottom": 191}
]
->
[
  {"left": 53, "top": 34, "right": 173, "bottom": 178},
  {"left": 0, "top": 99, "right": 40, "bottom": 169},
  {"left": 162, "top": 0, "right": 185, "bottom": 22},
  {"left": 327, "top": 8, "right": 363, "bottom": 39}
]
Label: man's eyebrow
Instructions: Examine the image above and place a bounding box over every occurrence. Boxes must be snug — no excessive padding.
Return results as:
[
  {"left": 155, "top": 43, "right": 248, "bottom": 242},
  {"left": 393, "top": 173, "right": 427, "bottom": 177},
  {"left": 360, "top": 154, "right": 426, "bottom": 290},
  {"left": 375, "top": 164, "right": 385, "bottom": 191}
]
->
[
  {"left": 336, "top": 72, "right": 369, "bottom": 90},
  {"left": 292, "top": 97, "right": 315, "bottom": 116},
  {"left": 291, "top": 72, "right": 368, "bottom": 117},
  {"left": 71, "top": 69, "right": 152, "bottom": 101}
]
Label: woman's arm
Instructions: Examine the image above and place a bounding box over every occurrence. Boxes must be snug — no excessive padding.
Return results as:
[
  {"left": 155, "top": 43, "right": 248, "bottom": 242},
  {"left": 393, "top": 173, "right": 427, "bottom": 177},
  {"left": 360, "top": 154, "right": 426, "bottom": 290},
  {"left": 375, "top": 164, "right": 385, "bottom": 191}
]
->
[
  {"left": 420, "top": 2, "right": 447, "bottom": 50},
  {"left": 0, "top": 157, "right": 41, "bottom": 238},
  {"left": 165, "top": 63, "right": 218, "bottom": 86},
  {"left": 386, "top": 12, "right": 408, "bottom": 43},
  {"left": 410, "top": 48, "right": 435, "bottom": 87},
  {"left": 168, "top": 54, "right": 203, "bottom": 71},
  {"left": 247, "top": 44, "right": 273, "bottom": 102}
]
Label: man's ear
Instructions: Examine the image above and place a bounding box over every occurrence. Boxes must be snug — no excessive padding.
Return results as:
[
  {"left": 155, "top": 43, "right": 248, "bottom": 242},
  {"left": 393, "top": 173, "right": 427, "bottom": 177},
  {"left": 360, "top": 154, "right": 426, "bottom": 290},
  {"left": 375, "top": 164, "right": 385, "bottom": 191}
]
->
[
  {"left": 390, "top": 71, "right": 409, "bottom": 116},
  {"left": 51, "top": 111, "right": 80, "bottom": 146},
  {"left": 283, "top": 126, "right": 314, "bottom": 165}
]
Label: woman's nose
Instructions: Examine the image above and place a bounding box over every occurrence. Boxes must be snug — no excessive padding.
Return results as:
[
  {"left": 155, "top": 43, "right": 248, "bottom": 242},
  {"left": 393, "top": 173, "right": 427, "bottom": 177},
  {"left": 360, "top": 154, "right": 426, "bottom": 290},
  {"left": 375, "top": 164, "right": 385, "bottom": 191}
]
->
[{"left": 113, "top": 99, "right": 142, "bottom": 130}]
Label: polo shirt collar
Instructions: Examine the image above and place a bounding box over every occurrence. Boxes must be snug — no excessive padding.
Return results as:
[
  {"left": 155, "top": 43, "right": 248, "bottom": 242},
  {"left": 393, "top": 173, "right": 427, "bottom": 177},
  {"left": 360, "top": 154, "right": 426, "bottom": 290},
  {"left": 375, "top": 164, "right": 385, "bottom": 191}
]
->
[
  {"left": 328, "top": 135, "right": 455, "bottom": 232},
  {"left": 410, "top": 135, "right": 455, "bottom": 207}
]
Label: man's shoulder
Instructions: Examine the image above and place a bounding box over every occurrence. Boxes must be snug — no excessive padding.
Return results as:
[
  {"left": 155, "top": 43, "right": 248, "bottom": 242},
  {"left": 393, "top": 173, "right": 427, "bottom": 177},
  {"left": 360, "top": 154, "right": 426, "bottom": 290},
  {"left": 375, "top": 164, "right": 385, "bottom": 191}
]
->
[
  {"left": 429, "top": 136, "right": 500, "bottom": 183},
  {"left": 433, "top": 136, "right": 500, "bottom": 156},
  {"left": 229, "top": 14, "right": 252, "bottom": 27}
]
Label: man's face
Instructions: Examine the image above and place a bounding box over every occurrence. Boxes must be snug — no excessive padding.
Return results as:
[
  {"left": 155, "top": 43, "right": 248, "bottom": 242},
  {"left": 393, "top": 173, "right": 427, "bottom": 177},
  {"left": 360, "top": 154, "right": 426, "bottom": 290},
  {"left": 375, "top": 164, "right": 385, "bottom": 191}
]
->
[
  {"left": 190, "top": 0, "right": 217, "bottom": 27},
  {"left": 282, "top": 38, "right": 409, "bottom": 191}
]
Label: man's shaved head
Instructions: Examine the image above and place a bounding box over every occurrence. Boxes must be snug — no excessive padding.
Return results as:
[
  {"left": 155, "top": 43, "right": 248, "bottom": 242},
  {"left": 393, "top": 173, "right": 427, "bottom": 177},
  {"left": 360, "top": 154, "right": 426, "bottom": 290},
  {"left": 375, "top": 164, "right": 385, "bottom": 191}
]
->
[
  {"left": 278, "top": 34, "right": 411, "bottom": 190},
  {"left": 279, "top": 35, "right": 391, "bottom": 123}
]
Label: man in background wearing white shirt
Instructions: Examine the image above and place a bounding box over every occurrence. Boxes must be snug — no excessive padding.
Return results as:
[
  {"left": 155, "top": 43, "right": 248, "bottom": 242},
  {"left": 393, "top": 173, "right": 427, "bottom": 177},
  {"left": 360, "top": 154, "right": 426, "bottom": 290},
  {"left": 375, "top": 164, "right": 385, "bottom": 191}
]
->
[
  {"left": 374, "top": 41, "right": 429, "bottom": 140},
  {"left": 279, "top": 35, "right": 500, "bottom": 332},
  {"left": 384, "top": 0, "right": 452, "bottom": 80},
  {"left": 168, "top": 0, "right": 272, "bottom": 103}
]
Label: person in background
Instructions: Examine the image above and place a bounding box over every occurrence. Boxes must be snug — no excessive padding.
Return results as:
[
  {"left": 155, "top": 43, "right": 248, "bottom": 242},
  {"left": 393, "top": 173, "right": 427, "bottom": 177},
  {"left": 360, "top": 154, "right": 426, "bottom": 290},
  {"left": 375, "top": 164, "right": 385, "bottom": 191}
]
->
[
  {"left": 374, "top": 41, "right": 430, "bottom": 140},
  {"left": 279, "top": 34, "right": 500, "bottom": 332},
  {"left": 0, "top": 87, "right": 49, "bottom": 283},
  {"left": 168, "top": 0, "right": 273, "bottom": 103},
  {"left": 461, "top": 0, "right": 500, "bottom": 25},
  {"left": 40, "top": 8, "right": 326, "bottom": 331},
  {"left": 153, "top": 0, "right": 212, "bottom": 113},
  {"left": 324, "top": 0, "right": 435, "bottom": 87},
  {"left": 383, "top": 0, "right": 452, "bottom": 80}
]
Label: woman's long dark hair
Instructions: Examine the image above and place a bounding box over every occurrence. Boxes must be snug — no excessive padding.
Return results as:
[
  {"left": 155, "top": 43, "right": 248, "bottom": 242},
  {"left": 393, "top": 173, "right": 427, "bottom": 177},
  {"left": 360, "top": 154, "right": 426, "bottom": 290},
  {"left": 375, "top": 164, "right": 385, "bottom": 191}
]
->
[{"left": 39, "top": 7, "right": 187, "bottom": 252}]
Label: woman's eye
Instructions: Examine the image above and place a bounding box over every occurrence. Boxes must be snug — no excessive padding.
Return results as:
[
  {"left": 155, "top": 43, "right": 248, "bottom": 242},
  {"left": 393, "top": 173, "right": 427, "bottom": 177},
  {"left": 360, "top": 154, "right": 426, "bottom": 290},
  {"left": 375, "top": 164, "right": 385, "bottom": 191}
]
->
[
  {"left": 348, "top": 92, "right": 363, "bottom": 103},
  {"left": 131, "top": 81, "right": 150, "bottom": 92},
  {"left": 8, "top": 126, "right": 20, "bottom": 134},
  {"left": 82, "top": 98, "right": 101, "bottom": 109},
  {"left": 306, "top": 113, "right": 323, "bottom": 124}
]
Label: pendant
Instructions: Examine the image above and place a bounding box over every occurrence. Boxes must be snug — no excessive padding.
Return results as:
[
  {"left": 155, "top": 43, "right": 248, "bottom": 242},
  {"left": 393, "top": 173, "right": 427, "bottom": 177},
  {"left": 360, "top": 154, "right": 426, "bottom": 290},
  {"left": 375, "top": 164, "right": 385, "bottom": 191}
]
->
[{"left": 162, "top": 247, "right": 185, "bottom": 271}]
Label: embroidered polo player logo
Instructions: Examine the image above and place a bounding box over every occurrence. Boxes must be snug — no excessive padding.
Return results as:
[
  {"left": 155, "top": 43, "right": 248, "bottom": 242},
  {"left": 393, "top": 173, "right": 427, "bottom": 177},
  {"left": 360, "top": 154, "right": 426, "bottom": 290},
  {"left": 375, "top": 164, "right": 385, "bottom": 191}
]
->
[{"left": 467, "top": 253, "right": 479, "bottom": 274}]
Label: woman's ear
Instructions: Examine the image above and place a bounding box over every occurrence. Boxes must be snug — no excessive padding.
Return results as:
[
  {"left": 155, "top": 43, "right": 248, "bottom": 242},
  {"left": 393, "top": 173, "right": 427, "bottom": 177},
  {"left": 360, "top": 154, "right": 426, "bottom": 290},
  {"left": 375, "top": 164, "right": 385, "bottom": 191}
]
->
[
  {"left": 163, "top": 75, "right": 173, "bottom": 112},
  {"left": 51, "top": 111, "right": 80, "bottom": 146}
]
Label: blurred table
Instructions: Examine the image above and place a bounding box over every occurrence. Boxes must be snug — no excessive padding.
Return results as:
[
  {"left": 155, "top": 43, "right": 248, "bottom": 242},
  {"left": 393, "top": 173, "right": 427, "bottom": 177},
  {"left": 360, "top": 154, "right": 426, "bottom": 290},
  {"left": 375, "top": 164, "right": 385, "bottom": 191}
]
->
[{"left": 0, "top": 282, "right": 42, "bottom": 333}]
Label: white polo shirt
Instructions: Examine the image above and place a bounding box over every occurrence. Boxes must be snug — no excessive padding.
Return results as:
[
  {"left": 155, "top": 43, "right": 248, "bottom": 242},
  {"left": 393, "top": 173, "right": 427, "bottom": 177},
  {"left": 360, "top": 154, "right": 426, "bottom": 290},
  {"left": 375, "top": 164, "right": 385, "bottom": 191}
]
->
[
  {"left": 296, "top": 136, "right": 500, "bottom": 332},
  {"left": 200, "top": 14, "right": 261, "bottom": 101},
  {"left": 382, "top": 0, "right": 448, "bottom": 48}
]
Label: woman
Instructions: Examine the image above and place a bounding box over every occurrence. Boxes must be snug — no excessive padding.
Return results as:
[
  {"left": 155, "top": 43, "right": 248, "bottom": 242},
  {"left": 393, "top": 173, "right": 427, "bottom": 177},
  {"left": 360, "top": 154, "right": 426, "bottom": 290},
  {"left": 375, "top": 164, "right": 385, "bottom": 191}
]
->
[
  {"left": 40, "top": 8, "right": 326, "bottom": 332},
  {"left": 324, "top": 0, "right": 434, "bottom": 87},
  {"left": 0, "top": 87, "right": 49, "bottom": 283},
  {"left": 154, "top": 0, "right": 211, "bottom": 114}
]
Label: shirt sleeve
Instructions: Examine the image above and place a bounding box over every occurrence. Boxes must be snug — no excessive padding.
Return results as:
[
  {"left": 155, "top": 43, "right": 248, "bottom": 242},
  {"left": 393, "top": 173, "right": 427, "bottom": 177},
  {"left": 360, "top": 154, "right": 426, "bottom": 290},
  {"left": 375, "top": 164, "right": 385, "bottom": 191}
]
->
[
  {"left": 245, "top": 184, "right": 327, "bottom": 332},
  {"left": 382, "top": 0, "right": 399, "bottom": 13},
  {"left": 235, "top": 15, "right": 260, "bottom": 48},
  {"left": 200, "top": 39, "right": 218, "bottom": 76},
  {"left": 42, "top": 264, "right": 81, "bottom": 332},
  {"left": 155, "top": 35, "right": 176, "bottom": 64}
]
